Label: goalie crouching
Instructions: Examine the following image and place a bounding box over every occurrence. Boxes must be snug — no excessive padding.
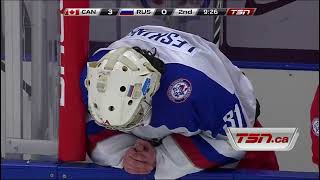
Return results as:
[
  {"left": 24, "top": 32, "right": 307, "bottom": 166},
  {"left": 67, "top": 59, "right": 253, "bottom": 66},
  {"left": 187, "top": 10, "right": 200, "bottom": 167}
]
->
[{"left": 80, "top": 25, "right": 279, "bottom": 179}]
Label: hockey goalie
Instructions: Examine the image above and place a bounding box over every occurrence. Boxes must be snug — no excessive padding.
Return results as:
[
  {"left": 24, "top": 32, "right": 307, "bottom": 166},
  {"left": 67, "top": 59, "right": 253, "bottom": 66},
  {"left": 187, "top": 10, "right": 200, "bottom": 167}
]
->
[{"left": 80, "top": 25, "right": 279, "bottom": 179}]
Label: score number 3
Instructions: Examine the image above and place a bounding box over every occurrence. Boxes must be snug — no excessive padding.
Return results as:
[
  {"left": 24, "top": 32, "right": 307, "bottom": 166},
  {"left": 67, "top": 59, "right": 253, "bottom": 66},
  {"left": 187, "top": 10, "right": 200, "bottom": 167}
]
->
[{"left": 108, "top": 9, "right": 113, "bottom": 15}]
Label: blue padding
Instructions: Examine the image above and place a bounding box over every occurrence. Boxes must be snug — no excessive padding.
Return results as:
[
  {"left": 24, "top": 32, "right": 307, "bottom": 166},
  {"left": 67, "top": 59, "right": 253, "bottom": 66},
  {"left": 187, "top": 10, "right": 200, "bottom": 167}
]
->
[
  {"left": 181, "top": 169, "right": 234, "bottom": 180},
  {"left": 57, "top": 162, "right": 142, "bottom": 180},
  {"left": 234, "top": 170, "right": 319, "bottom": 180},
  {"left": 233, "top": 61, "right": 319, "bottom": 71},
  {"left": 1, "top": 160, "right": 319, "bottom": 180},
  {"left": 1, "top": 160, "right": 57, "bottom": 180}
]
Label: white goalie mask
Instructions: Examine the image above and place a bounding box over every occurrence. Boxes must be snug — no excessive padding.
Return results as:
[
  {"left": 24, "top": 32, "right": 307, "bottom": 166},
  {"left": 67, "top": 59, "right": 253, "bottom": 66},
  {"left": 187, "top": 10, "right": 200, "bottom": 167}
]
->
[{"left": 85, "top": 47, "right": 161, "bottom": 131}]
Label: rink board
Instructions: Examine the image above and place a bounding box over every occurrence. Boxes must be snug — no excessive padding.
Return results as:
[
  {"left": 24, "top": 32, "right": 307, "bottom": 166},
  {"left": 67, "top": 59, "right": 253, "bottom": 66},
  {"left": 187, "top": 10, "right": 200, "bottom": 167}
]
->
[{"left": 1, "top": 160, "right": 319, "bottom": 180}]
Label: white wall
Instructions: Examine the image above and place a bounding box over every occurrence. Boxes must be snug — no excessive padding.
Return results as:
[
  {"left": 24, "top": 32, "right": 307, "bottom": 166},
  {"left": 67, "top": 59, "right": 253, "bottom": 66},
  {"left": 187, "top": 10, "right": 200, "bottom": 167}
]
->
[
  {"left": 243, "top": 69, "right": 319, "bottom": 172},
  {"left": 226, "top": 0, "right": 319, "bottom": 50}
]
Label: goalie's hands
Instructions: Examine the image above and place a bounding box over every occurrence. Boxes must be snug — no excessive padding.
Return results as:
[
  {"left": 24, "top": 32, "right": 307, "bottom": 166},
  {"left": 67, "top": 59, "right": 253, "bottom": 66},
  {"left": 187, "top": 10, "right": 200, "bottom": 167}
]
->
[{"left": 123, "top": 139, "right": 156, "bottom": 174}]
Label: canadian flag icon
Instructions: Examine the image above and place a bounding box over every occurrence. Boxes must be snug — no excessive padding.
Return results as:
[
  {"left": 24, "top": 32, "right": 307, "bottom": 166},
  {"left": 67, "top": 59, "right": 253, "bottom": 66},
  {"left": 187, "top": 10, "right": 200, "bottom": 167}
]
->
[{"left": 65, "top": 9, "right": 80, "bottom": 16}]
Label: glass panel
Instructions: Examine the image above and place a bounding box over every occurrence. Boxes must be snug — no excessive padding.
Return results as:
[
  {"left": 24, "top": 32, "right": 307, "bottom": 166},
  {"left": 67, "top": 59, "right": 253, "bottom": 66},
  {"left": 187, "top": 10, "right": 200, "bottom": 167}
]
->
[
  {"left": 89, "top": 0, "right": 219, "bottom": 54},
  {"left": 2, "top": 0, "right": 220, "bottom": 161},
  {"left": 223, "top": 0, "right": 319, "bottom": 64},
  {"left": 1, "top": 0, "right": 6, "bottom": 159},
  {"left": 3, "top": 0, "right": 60, "bottom": 161}
]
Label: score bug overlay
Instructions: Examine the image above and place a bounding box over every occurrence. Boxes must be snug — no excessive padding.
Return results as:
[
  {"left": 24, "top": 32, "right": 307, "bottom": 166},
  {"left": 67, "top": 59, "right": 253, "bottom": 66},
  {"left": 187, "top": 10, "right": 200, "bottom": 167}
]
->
[
  {"left": 226, "top": 128, "right": 299, "bottom": 151},
  {"left": 64, "top": 8, "right": 256, "bottom": 16}
]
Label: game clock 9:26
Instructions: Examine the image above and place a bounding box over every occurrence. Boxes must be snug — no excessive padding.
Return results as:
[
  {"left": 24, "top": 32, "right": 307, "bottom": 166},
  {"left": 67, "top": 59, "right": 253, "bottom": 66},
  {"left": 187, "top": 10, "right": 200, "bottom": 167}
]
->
[{"left": 202, "top": 9, "right": 218, "bottom": 15}]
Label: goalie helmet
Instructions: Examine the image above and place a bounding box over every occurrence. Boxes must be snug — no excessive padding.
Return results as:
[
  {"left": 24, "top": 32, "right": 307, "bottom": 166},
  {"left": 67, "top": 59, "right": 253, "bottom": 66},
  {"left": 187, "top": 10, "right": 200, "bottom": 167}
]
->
[{"left": 85, "top": 47, "right": 161, "bottom": 131}]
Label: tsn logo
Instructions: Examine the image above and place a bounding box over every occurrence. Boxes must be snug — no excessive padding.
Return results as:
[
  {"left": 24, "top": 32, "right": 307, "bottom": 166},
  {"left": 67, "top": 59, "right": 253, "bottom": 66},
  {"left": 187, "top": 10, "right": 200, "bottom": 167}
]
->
[
  {"left": 227, "top": 8, "right": 256, "bottom": 16},
  {"left": 226, "top": 128, "right": 299, "bottom": 151},
  {"left": 236, "top": 133, "right": 289, "bottom": 144}
]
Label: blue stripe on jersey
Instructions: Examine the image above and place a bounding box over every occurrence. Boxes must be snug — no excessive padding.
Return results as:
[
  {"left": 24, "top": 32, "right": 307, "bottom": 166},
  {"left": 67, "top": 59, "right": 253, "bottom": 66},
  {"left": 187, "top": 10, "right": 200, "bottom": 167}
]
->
[
  {"left": 86, "top": 120, "right": 105, "bottom": 136},
  {"left": 150, "top": 63, "right": 247, "bottom": 136},
  {"left": 90, "top": 50, "right": 111, "bottom": 61},
  {"left": 80, "top": 50, "right": 111, "bottom": 108},
  {"left": 191, "top": 135, "right": 239, "bottom": 165}
]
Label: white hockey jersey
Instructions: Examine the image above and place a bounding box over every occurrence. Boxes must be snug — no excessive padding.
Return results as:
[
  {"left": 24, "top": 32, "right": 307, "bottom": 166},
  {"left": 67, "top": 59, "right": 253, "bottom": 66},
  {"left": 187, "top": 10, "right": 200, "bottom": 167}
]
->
[{"left": 80, "top": 25, "right": 257, "bottom": 179}]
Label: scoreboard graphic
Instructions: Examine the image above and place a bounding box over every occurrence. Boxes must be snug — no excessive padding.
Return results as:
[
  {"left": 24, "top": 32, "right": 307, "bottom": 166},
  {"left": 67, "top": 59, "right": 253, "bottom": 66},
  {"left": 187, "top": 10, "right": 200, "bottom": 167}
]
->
[{"left": 64, "top": 8, "right": 256, "bottom": 16}]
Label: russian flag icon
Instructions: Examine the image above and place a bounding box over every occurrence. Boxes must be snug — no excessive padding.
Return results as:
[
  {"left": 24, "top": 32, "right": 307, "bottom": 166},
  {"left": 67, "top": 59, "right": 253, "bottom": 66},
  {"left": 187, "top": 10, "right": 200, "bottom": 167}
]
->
[{"left": 120, "top": 9, "right": 134, "bottom": 16}]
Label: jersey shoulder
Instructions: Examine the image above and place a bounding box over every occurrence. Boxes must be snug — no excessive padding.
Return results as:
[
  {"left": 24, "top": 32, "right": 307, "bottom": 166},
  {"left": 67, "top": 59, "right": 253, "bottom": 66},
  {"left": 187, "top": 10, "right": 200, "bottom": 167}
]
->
[
  {"left": 151, "top": 63, "right": 248, "bottom": 134},
  {"left": 110, "top": 25, "right": 215, "bottom": 58}
]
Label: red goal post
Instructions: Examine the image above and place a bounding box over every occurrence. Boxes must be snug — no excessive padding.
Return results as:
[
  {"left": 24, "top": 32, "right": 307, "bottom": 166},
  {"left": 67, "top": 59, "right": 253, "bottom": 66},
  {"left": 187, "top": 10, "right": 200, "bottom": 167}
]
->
[{"left": 59, "top": 0, "right": 89, "bottom": 162}]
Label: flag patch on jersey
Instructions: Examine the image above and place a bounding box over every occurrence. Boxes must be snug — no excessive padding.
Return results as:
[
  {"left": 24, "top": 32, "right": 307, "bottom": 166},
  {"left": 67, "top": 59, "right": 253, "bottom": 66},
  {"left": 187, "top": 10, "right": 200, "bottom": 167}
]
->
[
  {"left": 167, "top": 78, "right": 192, "bottom": 103},
  {"left": 142, "top": 78, "right": 151, "bottom": 96},
  {"left": 127, "top": 85, "right": 134, "bottom": 97}
]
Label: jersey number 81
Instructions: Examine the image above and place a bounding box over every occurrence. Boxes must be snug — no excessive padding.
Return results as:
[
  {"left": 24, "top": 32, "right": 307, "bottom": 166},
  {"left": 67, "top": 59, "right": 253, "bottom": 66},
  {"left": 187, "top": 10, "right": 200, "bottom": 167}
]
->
[{"left": 223, "top": 104, "right": 244, "bottom": 128}]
